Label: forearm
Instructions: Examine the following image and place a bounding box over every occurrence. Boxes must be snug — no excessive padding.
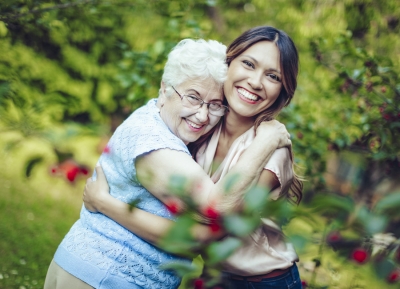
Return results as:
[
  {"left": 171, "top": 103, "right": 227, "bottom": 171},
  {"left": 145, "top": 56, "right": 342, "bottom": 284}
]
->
[
  {"left": 96, "top": 195, "right": 173, "bottom": 244},
  {"left": 96, "top": 195, "right": 224, "bottom": 245}
]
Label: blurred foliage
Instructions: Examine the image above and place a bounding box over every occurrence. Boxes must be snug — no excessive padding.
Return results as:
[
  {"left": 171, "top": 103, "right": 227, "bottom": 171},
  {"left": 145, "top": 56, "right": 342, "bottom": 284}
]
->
[{"left": 0, "top": 0, "right": 400, "bottom": 288}]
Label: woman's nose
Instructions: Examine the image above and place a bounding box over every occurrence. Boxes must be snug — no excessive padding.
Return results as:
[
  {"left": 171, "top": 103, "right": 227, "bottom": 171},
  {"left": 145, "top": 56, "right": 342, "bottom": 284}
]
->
[
  {"left": 248, "top": 72, "right": 262, "bottom": 90},
  {"left": 195, "top": 105, "right": 209, "bottom": 123}
]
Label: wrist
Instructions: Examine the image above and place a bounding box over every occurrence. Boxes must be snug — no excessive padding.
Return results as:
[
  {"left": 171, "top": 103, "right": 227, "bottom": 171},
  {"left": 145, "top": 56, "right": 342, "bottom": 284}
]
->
[{"left": 96, "top": 191, "right": 111, "bottom": 213}]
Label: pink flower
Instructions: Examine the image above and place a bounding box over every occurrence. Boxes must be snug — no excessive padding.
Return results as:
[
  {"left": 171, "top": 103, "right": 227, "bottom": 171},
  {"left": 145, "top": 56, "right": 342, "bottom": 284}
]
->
[{"left": 103, "top": 145, "right": 111, "bottom": 154}]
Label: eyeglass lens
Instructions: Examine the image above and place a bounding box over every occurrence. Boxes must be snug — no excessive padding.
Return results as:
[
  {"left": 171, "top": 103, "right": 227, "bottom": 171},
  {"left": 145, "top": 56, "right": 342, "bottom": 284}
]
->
[
  {"left": 172, "top": 86, "right": 227, "bottom": 116},
  {"left": 182, "top": 95, "right": 226, "bottom": 116}
]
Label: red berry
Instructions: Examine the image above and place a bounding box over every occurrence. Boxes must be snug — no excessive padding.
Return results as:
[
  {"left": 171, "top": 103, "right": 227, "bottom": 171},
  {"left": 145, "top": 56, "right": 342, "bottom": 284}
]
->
[
  {"left": 79, "top": 166, "right": 89, "bottom": 175},
  {"left": 66, "top": 166, "right": 79, "bottom": 182},
  {"left": 379, "top": 107, "right": 385, "bottom": 113},
  {"left": 383, "top": 114, "right": 391, "bottom": 121},
  {"left": 351, "top": 248, "right": 368, "bottom": 264},
  {"left": 204, "top": 206, "right": 219, "bottom": 220},
  {"left": 387, "top": 270, "right": 400, "bottom": 283},
  {"left": 301, "top": 280, "right": 308, "bottom": 288},
  {"left": 50, "top": 166, "right": 58, "bottom": 175},
  {"left": 165, "top": 201, "right": 179, "bottom": 214},
  {"left": 209, "top": 221, "right": 221, "bottom": 233},
  {"left": 326, "top": 231, "right": 341, "bottom": 244},
  {"left": 193, "top": 278, "right": 204, "bottom": 289}
]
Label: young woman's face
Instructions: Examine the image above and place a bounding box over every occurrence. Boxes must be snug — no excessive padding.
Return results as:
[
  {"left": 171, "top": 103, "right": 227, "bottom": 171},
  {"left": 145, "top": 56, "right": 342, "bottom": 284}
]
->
[
  {"left": 224, "top": 41, "right": 283, "bottom": 119},
  {"left": 159, "top": 78, "right": 223, "bottom": 144}
]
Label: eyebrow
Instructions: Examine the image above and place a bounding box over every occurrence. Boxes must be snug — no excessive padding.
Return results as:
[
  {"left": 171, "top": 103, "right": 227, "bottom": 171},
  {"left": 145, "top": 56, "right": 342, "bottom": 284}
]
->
[
  {"left": 241, "top": 55, "right": 282, "bottom": 74},
  {"left": 186, "top": 89, "right": 222, "bottom": 102}
]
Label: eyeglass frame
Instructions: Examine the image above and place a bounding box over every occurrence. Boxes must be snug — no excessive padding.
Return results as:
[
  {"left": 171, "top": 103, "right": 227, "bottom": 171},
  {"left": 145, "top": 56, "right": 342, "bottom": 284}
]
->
[{"left": 171, "top": 86, "right": 229, "bottom": 116}]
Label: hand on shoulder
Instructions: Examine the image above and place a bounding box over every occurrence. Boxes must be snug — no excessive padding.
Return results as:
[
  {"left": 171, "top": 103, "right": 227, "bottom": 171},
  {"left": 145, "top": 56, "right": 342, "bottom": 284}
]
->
[{"left": 256, "top": 120, "right": 291, "bottom": 149}]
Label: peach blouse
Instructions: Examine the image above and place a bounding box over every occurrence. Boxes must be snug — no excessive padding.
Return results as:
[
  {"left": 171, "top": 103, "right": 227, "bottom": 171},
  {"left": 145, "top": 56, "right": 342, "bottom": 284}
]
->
[{"left": 196, "top": 124, "right": 298, "bottom": 276}]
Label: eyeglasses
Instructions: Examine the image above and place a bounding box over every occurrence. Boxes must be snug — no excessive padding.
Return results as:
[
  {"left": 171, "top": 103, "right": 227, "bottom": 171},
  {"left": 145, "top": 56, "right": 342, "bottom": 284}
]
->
[{"left": 171, "top": 86, "right": 229, "bottom": 117}]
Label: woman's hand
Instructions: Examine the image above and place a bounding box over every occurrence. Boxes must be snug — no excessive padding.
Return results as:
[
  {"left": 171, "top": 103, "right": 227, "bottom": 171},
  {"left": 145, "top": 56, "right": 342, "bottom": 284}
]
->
[
  {"left": 256, "top": 120, "right": 291, "bottom": 149},
  {"left": 83, "top": 166, "right": 110, "bottom": 213}
]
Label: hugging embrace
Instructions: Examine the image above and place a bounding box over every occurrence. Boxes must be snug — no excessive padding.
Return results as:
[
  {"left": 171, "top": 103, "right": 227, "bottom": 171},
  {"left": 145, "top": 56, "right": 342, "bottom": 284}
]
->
[{"left": 44, "top": 26, "right": 303, "bottom": 289}]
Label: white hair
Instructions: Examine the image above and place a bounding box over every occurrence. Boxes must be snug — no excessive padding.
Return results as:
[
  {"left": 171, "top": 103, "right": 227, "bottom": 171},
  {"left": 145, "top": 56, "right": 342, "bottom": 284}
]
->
[{"left": 161, "top": 39, "right": 227, "bottom": 96}]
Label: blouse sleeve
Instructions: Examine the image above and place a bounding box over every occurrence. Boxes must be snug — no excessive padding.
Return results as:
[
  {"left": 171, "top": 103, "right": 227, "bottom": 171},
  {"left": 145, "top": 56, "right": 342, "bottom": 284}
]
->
[
  {"left": 264, "top": 148, "right": 293, "bottom": 200},
  {"left": 99, "top": 100, "right": 190, "bottom": 184}
]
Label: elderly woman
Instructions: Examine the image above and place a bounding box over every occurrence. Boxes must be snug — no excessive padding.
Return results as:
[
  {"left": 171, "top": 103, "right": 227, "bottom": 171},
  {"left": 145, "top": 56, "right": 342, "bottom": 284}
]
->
[{"left": 44, "top": 38, "right": 291, "bottom": 289}]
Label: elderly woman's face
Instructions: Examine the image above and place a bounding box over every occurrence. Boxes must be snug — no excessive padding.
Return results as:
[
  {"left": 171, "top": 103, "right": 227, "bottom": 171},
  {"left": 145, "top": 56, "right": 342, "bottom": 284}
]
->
[{"left": 159, "top": 78, "right": 223, "bottom": 144}]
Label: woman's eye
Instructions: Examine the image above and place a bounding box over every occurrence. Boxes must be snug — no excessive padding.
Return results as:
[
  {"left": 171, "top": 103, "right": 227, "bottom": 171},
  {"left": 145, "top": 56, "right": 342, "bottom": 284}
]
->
[
  {"left": 242, "top": 60, "right": 254, "bottom": 68},
  {"left": 186, "top": 95, "right": 202, "bottom": 104},
  {"left": 188, "top": 95, "right": 199, "bottom": 101},
  {"left": 267, "top": 74, "right": 281, "bottom": 82}
]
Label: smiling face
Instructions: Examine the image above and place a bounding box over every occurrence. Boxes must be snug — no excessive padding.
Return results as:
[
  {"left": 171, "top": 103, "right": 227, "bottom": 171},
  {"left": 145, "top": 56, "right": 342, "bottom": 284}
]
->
[
  {"left": 158, "top": 78, "right": 223, "bottom": 144},
  {"left": 224, "top": 41, "right": 283, "bottom": 120}
]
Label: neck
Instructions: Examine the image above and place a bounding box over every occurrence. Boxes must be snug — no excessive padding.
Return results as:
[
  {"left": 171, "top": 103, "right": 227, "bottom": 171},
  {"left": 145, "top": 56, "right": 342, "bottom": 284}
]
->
[{"left": 221, "top": 110, "right": 255, "bottom": 141}]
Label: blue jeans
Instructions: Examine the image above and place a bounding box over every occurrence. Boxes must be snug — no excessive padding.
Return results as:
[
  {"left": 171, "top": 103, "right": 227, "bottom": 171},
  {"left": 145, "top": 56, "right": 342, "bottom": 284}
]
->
[{"left": 224, "top": 263, "right": 302, "bottom": 289}]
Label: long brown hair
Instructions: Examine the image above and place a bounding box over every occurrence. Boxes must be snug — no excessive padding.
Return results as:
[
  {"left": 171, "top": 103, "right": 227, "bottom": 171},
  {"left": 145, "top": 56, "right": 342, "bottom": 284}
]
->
[{"left": 189, "top": 26, "right": 303, "bottom": 204}]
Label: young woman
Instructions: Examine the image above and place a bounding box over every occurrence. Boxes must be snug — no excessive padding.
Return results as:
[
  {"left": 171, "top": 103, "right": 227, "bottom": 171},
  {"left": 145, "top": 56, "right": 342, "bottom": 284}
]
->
[{"left": 84, "top": 26, "right": 302, "bottom": 288}]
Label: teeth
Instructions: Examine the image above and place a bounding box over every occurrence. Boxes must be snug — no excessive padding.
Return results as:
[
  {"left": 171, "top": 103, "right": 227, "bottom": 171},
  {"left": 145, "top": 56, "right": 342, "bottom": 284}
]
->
[
  {"left": 187, "top": 119, "right": 202, "bottom": 129},
  {"left": 238, "top": 88, "right": 259, "bottom": 101}
]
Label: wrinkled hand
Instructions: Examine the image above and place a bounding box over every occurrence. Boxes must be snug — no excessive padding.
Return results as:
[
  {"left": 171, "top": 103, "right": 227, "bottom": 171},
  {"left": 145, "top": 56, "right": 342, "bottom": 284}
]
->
[
  {"left": 255, "top": 120, "right": 292, "bottom": 149},
  {"left": 83, "top": 166, "right": 110, "bottom": 213}
]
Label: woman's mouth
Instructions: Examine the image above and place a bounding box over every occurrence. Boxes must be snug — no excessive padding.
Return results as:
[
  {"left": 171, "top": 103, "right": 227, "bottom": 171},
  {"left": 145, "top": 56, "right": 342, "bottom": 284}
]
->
[
  {"left": 237, "top": 87, "right": 260, "bottom": 103},
  {"left": 185, "top": 119, "right": 204, "bottom": 132}
]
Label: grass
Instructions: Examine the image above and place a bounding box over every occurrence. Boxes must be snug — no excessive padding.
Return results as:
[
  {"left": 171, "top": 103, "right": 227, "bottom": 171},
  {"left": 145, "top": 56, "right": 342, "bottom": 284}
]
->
[
  {"left": 0, "top": 170, "right": 83, "bottom": 289},
  {"left": 0, "top": 135, "right": 97, "bottom": 289}
]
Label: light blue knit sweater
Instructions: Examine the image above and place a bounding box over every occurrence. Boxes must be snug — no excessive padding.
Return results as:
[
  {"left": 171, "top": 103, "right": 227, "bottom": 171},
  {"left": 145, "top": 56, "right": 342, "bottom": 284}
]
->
[{"left": 54, "top": 99, "right": 190, "bottom": 289}]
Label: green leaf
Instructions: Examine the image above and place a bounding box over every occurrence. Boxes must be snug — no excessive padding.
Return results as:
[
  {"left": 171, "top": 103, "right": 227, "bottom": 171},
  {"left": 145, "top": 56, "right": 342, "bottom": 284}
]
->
[
  {"left": 205, "top": 237, "right": 242, "bottom": 265},
  {"left": 25, "top": 157, "right": 43, "bottom": 178},
  {"left": 311, "top": 194, "right": 355, "bottom": 213},
  {"left": 127, "top": 199, "right": 141, "bottom": 212},
  {"left": 167, "top": 174, "right": 187, "bottom": 196},
  {"left": 374, "top": 258, "right": 396, "bottom": 280},
  {"left": 223, "top": 173, "right": 240, "bottom": 193},
  {"left": 54, "top": 149, "right": 73, "bottom": 163},
  {"left": 364, "top": 214, "right": 388, "bottom": 235},
  {"left": 374, "top": 192, "right": 400, "bottom": 213},
  {"left": 261, "top": 199, "right": 294, "bottom": 227},
  {"left": 223, "top": 214, "right": 259, "bottom": 237},
  {"left": 355, "top": 205, "right": 369, "bottom": 222},
  {"left": 372, "top": 151, "right": 388, "bottom": 160},
  {"left": 159, "top": 215, "right": 200, "bottom": 257},
  {"left": 243, "top": 186, "right": 269, "bottom": 212},
  {"left": 289, "top": 234, "right": 308, "bottom": 253},
  {"left": 159, "top": 260, "right": 200, "bottom": 277},
  {"left": 389, "top": 121, "right": 400, "bottom": 129}
]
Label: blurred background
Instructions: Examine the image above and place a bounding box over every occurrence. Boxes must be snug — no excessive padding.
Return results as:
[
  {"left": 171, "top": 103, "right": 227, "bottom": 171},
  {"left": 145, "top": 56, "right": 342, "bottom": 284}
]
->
[{"left": 0, "top": 0, "right": 399, "bottom": 288}]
